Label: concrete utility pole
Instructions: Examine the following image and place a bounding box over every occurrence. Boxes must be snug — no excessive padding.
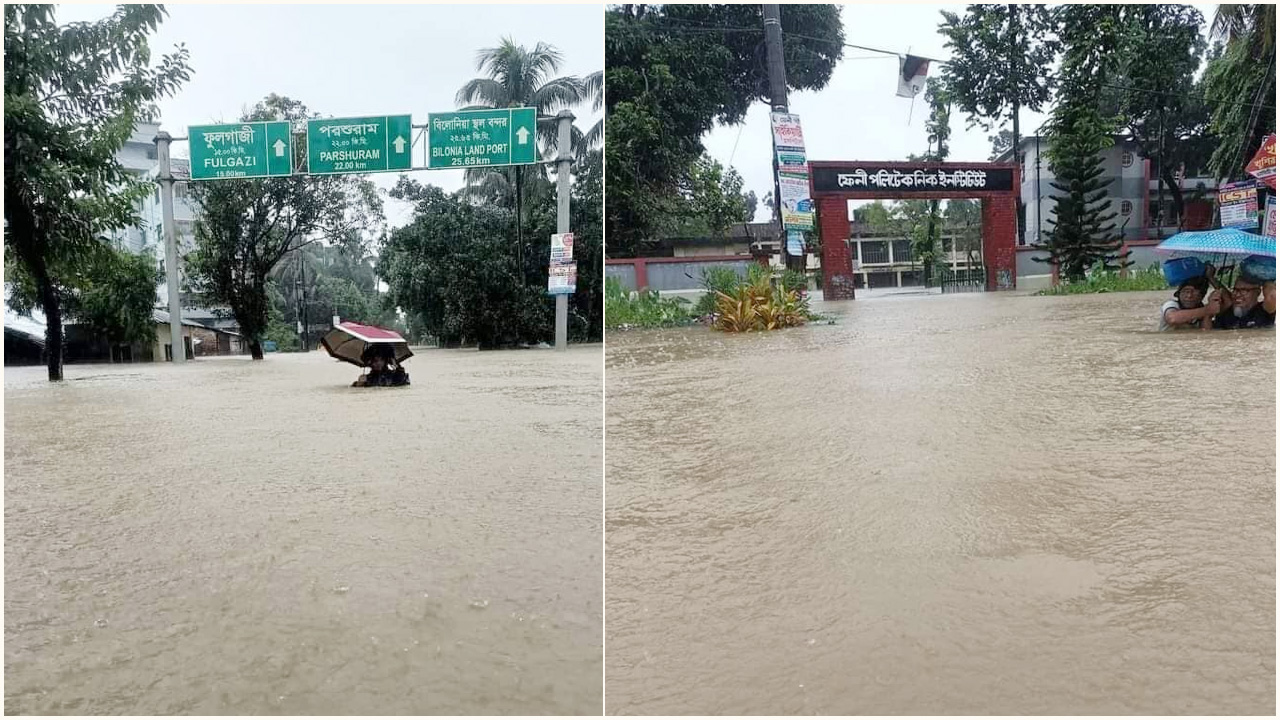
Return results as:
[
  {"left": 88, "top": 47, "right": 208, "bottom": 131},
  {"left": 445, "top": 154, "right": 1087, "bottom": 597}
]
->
[
  {"left": 763, "top": 4, "right": 803, "bottom": 273},
  {"left": 554, "top": 109, "right": 575, "bottom": 352},
  {"left": 155, "top": 131, "right": 185, "bottom": 363}
]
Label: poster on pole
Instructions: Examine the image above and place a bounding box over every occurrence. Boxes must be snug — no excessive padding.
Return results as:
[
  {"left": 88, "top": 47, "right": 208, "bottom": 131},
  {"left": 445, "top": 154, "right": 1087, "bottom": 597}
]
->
[
  {"left": 1219, "top": 180, "right": 1259, "bottom": 230},
  {"left": 550, "top": 232, "right": 574, "bottom": 264},
  {"left": 786, "top": 230, "right": 805, "bottom": 257},
  {"left": 779, "top": 172, "right": 815, "bottom": 230},
  {"left": 1264, "top": 196, "right": 1276, "bottom": 238},
  {"left": 770, "top": 112, "right": 806, "bottom": 151},
  {"left": 548, "top": 263, "right": 576, "bottom": 295}
]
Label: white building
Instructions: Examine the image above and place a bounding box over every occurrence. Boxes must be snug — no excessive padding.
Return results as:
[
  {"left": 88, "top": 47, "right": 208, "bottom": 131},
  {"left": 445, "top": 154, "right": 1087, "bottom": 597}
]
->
[{"left": 999, "top": 135, "right": 1219, "bottom": 288}]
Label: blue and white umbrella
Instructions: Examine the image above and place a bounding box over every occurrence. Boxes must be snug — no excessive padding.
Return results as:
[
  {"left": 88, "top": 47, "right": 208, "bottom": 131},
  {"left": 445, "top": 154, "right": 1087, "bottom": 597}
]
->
[{"left": 1155, "top": 228, "right": 1275, "bottom": 258}]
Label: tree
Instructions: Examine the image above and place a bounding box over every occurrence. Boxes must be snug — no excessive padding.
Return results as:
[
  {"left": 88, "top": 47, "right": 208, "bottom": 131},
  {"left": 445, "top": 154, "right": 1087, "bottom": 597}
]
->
[
  {"left": 1037, "top": 5, "right": 1131, "bottom": 282},
  {"left": 939, "top": 5, "right": 1059, "bottom": 198},
  {"left": 379, "top": 150, "right": 603, "bottom": 348},
  {"left": 944, "top": 199, "right": 984, "bottom": 261},
  {"left": 186, "top": 94, "right": 384, "bottom": 359},
  {"left": 455, "top": 38, "right": 586, "bottom": 210},
  {"left": 4, "top": 4, "right": 190, "bottom": 380},
  {"left": 669, "top": 156, "right": 749, "bottom": 238},
  {"left": 987, "top": 129, "right": 1015, "bottom": 161},
  {"left": 605, "top": 4, "right": 843, "bottom": 257},
  {"left": 742, "top": 190, "right": 759, "bottom": 222},
  {"left": 8, "top": 243, "right": 161, "bottom": 347},
  {"left": 1107, "top": 5, "right": 1209, "bottom": 229},
  {"left": 583, "top": 69, "right": 603, "bottom": 151},
  {"left": 1203, "top": 5, "right": 1276, "bottom": 180},
  {"left": 918, "top": 79, "right": 953, "bottom": 284}
]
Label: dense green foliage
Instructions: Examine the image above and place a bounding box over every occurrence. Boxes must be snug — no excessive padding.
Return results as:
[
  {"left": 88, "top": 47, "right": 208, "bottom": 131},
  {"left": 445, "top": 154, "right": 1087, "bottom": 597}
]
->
[
  {"left": 605, "top": 4, "right": 843, "bottom": 257},
  {"left": 939, "top": 5, "right": 1059, "bottom": 144},
  {"left": 8, "top": 243, "right": 161, "bottom": 346},
  {"left": 1202, "top": 5, "right": 1276, "bottom": 181},
  {"left": 378, "top": 151, "right": 603, "bottom": 348},
  {"left": 4, "top": 4, "right": 190, "bottom": 380},
  {"left": 1036, "top": 264, "right": 1168, "bottom": 295},
  {"left": 186, "top": 95, "right": 385, "bottom": 359},
  {"left": 605, "top": 278, "right": 695, "bottom": 329}
]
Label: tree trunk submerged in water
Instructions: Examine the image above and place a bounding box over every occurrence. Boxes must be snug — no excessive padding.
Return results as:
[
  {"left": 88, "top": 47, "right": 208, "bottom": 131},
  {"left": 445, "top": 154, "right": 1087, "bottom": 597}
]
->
[
  {"left": 248, "top": 338, "right": 264, "bottom": 360},
  {"left": 36, "top": 262, "right": 64, "bottom": 382}
]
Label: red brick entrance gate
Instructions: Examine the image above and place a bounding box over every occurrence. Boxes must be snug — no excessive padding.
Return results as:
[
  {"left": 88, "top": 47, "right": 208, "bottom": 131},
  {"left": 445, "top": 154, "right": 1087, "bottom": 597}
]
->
[{"left": 808, "top": 160, "right": 1021, "bottom": 300}]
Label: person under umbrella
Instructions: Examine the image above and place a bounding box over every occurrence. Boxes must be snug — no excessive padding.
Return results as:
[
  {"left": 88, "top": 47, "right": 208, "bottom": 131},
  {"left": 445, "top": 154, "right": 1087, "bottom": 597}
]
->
[{"left": 353, "top": 344, "right": 410, "bottom": 387}]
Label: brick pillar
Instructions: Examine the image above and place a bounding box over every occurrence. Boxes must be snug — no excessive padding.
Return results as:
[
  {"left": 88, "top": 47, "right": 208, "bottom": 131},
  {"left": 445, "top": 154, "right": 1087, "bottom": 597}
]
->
[
  {"left": 819, "top": 196, "right": 855, "bottom": 300},
  {"left": 634, "top": 259, "right": 649, "bottom": 290},
  {"left": 981, "top": 196, "right": 1018, "bottom": 291}
]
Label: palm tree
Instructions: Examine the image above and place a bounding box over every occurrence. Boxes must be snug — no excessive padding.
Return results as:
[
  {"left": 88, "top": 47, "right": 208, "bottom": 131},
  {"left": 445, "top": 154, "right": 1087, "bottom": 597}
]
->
[
  {"left": 1211, "top": 4, "right": 1275, "bottom": 56},
  {"left": 456, "top": 38, "right": 587, "bottom": 278},
  {"left": 583, "top": 70, "right": 603, "bottom": 151},
  {"left": 455, "top": 38, "right": 585, "bottom": 203}
]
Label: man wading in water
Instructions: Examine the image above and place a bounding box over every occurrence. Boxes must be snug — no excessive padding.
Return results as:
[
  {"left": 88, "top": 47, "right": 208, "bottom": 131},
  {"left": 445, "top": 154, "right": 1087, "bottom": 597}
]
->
[
  {"left": 1160, "top": 275, "right": 1221, "bottom": 331},
  {"left": 1211, "top": 273, "right": 1277, "bottom": 330}
]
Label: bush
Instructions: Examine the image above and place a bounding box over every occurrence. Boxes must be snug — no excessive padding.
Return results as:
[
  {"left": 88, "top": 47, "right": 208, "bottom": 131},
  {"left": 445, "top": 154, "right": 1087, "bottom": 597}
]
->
[
  {"left": 711, "top": 266, "right": 814, "bottom": 332},
  {"left": 694, "top": 266, "right": 744, "bottom": 316},
  {"left": 605, "top": 278, "right": 695, "bottom": 328},
  {"left": 1037, "top": 262, "right": 1169, "bottom": 295}
]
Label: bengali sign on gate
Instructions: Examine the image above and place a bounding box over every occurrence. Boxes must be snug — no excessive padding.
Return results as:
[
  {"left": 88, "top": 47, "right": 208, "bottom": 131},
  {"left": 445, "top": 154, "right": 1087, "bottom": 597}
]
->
[
  {"left": 1218, "top": 180, "right": 1259, "bottom": 230},
  {"left": 810, "top": 164, "right": 1016, "bottom": 194},
  {"left": 188, "top": 121, "right": 294, "bottom": 180},
  {"left": 306, "top": 115, "right": 412, "bottom": 175}
]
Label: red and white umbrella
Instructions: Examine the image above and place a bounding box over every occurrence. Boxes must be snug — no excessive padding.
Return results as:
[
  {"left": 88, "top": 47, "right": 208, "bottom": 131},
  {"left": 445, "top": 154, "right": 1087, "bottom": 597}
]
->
[{"left": 320, "top": 321, "right": 413, "bottom": 368}]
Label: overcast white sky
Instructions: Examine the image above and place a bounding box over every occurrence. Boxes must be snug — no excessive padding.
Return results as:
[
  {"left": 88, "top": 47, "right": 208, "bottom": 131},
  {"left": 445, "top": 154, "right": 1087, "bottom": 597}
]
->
[
  {"left": 701, "top": 3, "right": 1218, "bottom": 221},
  {"left": 54, "top": 3, "right": 603, "bottom": 228}
]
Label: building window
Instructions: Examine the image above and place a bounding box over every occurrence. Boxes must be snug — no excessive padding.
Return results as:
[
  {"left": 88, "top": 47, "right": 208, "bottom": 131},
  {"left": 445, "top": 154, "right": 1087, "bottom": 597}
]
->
[
  {"left": 1120, "top": 200, "right": 1133, "bottom": 216},
  {"left": 1121, "top": 151, "right": 1134, "bottom": 168},
  {"left": 174, "top": 183, "right": 188, "bottom": 200},
  {"left": 146, "top": 147, "right": 157, "bottom": 160},
  {"left": 860, "top": 240, "right": 889, "bottom": 264},
  {"left": 890, "top": 239, "right": 912, "bottom": 263}
]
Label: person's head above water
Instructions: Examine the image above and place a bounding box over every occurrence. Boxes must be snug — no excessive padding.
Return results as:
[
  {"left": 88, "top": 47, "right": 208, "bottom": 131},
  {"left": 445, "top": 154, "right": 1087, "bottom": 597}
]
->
[
  {"left": 369, "top": 355, "right": 388, "bottom": 372},
  {"left": 1230, "top": 274, "right": 1263, "bottom": 316},
  {"left": 1175, "top": 276, "right": 1209, "bottom": 309}
]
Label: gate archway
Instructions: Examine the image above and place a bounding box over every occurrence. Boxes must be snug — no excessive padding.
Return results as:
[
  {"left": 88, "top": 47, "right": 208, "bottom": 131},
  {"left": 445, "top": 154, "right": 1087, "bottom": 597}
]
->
[{"left": 809, "top": 160, "right": 1021, "bottom": 300}]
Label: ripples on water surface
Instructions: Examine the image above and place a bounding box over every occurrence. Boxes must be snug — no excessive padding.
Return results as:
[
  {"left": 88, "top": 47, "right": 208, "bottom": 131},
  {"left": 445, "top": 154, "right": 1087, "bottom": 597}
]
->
[
  {"left": 605, "top": 290, "right": 1274, "bottom": 715},
  {"left": 5, "top": 348, "right": 602, "bottom": 715}
]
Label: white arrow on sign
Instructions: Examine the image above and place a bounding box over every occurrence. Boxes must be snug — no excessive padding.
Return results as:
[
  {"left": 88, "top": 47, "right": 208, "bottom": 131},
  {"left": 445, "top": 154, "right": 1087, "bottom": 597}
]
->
[
  {"left": 392, "top": 136, "right": 406, "bottom": 154},
  {"left": 273, "top": 139, "right": 286, "bottom": 157},
  {"left": 515, "top": 126, "right": 530, "bottom": 145}
]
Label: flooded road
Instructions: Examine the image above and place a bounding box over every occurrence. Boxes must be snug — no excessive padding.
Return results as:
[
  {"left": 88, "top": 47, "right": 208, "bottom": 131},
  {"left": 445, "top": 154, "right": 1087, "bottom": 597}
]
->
[
  {"left": 6, "top": 347, "right": 602, "bottom": 715},
  {"left": 605, "top": 291, "right": 1274, "bottom": 715}
]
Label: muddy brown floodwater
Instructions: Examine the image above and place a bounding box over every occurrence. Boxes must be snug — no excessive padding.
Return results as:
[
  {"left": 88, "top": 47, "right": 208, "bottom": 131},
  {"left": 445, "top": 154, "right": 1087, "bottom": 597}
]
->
[
  {"left": 6, "top": 346, "right": 601, "bottom": 715},
  {"left": 606, "top": 290, "right": 1274, "bottom": 715}
]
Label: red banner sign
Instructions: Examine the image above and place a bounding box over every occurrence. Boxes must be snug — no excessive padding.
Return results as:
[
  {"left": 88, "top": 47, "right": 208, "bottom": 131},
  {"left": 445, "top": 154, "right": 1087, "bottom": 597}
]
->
[{"left": 1246, "top": 134, "right": 1275, "bottom": 189}]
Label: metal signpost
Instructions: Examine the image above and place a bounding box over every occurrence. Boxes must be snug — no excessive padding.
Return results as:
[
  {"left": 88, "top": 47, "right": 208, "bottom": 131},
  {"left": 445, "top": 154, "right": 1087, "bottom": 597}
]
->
[
  {"left": 164, "top": 104, "right": 569, "bottom": 359},
  {"left": 306, "top": 115, "right": 412, "bottom": 174},
  {"left": 426, "top": 107, "right": 538, "bottom": 169},
  {"left": 188, "top": 122, "right": 293, "bottom": 180}
]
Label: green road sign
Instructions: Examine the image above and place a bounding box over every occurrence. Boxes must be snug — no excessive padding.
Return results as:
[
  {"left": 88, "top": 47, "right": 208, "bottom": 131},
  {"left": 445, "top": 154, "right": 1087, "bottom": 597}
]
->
[
  {"left": 306, "top": 115, "right": 412, "bottom": 175},
  {"left": 427, "top": 107, "right": 537, "bottom": 169},
  {"left": 188, "top": 122, "right": 293, "bottom": 180}
]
